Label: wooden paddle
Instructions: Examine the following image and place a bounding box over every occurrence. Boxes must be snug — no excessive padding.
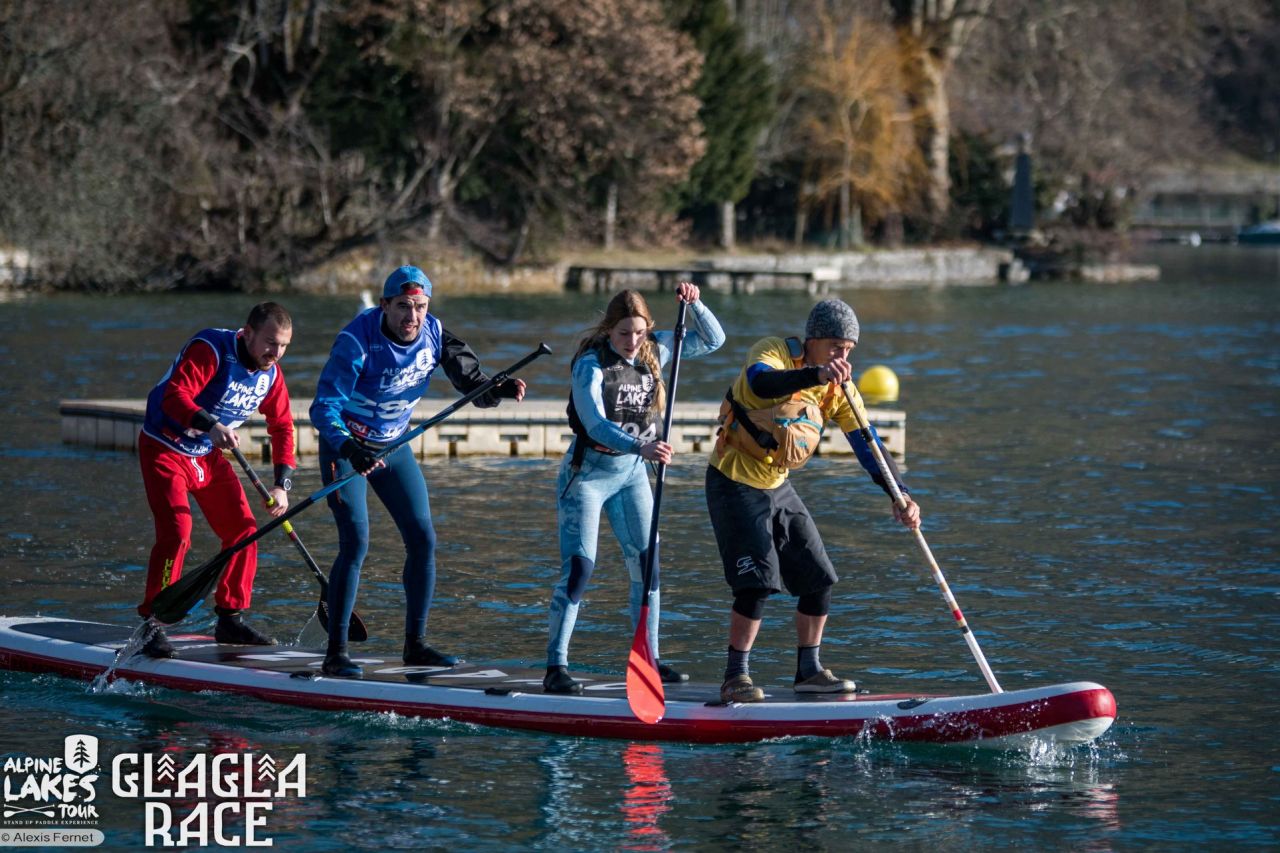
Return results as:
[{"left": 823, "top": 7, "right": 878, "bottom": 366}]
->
[
  {"left": 627, "top": 300, "right": 688, "bottom": 724},
  {"left": 838, "top": 381, "right": 1004, "bottom": 694},
  {"left": 230, "top": 447, "right": 369, "bottom": 642},
  {"left": 150, "top": 343, "right": 552, "bottom": 625}
]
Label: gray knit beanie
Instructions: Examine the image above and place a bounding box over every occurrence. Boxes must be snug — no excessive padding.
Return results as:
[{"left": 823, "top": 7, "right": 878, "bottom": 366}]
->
[{"left": 804, "top": 298, "right": 860, "bottom": 343}]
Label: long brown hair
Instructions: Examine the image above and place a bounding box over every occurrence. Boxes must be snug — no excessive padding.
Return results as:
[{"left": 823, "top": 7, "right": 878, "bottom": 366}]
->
[{"left": 574, "top": 289, "right": 665, "bottom": 416}]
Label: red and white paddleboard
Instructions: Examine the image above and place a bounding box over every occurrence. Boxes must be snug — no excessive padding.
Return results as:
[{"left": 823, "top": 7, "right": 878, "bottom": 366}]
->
[{"left": 0, "top": 617, "right": 1115, "bottom": 747}]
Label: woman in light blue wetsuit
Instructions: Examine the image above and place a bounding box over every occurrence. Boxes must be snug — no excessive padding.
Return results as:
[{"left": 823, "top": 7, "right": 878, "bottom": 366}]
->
[{"left": 544, "top": 283, "right": 724, "bottom": 694}]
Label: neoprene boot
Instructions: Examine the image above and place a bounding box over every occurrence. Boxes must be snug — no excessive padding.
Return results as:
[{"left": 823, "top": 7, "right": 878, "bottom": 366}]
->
[
  {"left": 543, "top": 665, "right": 583, "bottom": 695},
  {"left": 322, "top": 642, "right": 362, "bottom": 678},
  {"left": 213, "top": 607, "right": 277, "bottom": 646},
  {"left": 139, "top": 620, "right": 176, "bottom": 659},
  {"left": 403, "top": 636, "right": 458, "bottom": 667},
  {"left": 658, "top": 662, "right": 689, "bottom": 684}
]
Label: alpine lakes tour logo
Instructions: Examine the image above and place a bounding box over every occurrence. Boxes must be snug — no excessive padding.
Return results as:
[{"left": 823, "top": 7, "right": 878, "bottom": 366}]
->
[
  {"left": 2, "top": 734, "right": 100, "bottom": 825},
  {"left": 2, "top": 737, "right": 307, "bottom": 847},
  {"left": 1, "top": 734, "right": 102, "bottom": 847}
]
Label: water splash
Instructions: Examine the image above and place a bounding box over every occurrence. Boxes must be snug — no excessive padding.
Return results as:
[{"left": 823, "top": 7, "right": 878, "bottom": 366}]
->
[
  {"left": 88, "top": 619, "right": 156, "bottom": 693},
  {"left": 294, "top": 614, "right": 329, "bottom": 647}
]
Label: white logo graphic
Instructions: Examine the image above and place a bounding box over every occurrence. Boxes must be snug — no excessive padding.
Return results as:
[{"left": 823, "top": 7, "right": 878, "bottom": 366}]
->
[
  {"left": 112, "top": 750, "right": 307, "bottom": 847},
  {"left": 1, "top": 735, "right": 100, "bottom": 827},
  {"left": 736, "top": 555, "right": 759, "bottom": 575},
  {"left": 64, "top": 736, "right": 98, "bottom": 776},
  {"left": 255, "top": 373, "right": 271, "bottom": 396}
]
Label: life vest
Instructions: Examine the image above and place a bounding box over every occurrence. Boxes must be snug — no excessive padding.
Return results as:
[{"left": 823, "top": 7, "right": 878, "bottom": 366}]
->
[
  {"left": 142, "top": 328, "right": 281, "bottom": 457},
  {"left": 329, "top": 307, "right": 443, "bottom": 446},
  {"left": 715, "top": 337, "right": 833, "bottom": 471},
  {"left": 566, "top": 338, "right": 660, "bottom": 466}
]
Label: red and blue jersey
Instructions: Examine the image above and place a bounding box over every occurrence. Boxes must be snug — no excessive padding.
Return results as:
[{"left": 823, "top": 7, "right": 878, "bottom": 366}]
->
[{"left": 142, "top": 328, "right": 294, "bottom": 460}]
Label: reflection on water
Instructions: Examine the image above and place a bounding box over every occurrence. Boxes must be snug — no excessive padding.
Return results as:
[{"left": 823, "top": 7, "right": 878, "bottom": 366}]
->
[
  {"left": 620, "top": 743, "right": 673, "bottom": 851},
  {"left": 0, "top": 245, "right": 1276, "bottom": 849}
]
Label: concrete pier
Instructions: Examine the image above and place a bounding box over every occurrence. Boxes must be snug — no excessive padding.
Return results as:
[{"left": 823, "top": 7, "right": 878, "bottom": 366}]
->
[{"left": 60, "top": 399, "right": 906, "bottom": 462}]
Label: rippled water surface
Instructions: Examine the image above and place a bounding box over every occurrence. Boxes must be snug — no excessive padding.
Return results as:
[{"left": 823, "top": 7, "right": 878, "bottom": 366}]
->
[{"left": 1, "top": 244, "right": 1277, "bottom": 850}]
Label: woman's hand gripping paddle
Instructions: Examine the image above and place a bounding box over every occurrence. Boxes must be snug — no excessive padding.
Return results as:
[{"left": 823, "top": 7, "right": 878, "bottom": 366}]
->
[
  {"left": 627, "top": 301, "right": 688, "bottom": 724},
  {"left": 839, "top": 381, "right": 1004, "bottom": 694},
  {"left": 230, "top": 447, "right": 369, "bottom": 642},
  {"left": 150, "top": 343, "right": 553, "bottom": 625}
]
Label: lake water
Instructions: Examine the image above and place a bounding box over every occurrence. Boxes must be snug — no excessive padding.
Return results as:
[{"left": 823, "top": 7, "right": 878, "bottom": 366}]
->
[{"left": 0, "top": 244, "right": 1277, "bottom": 850}]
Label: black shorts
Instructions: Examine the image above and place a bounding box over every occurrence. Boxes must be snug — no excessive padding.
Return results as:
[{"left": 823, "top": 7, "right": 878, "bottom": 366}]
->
[{"left": 704, "top": 465, "right": 838, "bottom": 597}]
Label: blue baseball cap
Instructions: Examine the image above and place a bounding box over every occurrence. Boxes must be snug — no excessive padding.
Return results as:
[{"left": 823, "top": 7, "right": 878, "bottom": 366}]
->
[{"left": 382, "top": 266, "right": 433, "bottom": 300}]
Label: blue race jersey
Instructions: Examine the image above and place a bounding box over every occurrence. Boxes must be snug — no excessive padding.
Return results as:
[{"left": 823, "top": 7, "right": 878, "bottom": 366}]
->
[
  {"left": 310, "top": 307, "right": 445, "bottom": 449},
  {"left": 142, "top": 328, "right": 282, "bottom": 457}
]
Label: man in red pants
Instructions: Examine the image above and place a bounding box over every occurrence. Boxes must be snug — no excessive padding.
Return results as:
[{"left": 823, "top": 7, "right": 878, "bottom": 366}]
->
[{"left": 137, "top": 302, "right": 297, "bottom": 658}]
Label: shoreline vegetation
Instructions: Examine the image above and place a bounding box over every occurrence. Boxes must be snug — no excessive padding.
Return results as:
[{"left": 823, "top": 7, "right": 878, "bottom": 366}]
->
[
  {"left": 0, "top": 241, "right": 1164, "bottom": 296},
  {"left": 2, "top": 3, "right": 1274, "bottom": 295}
]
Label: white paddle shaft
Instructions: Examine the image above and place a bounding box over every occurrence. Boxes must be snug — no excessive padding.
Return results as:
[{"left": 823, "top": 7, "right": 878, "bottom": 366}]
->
[{"left": 840, "top": 382, "right": 1004, "bottom": 694}]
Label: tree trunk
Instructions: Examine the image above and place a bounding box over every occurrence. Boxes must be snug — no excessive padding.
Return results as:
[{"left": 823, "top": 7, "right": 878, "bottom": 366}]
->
[
  {"left": 720, "top": 200, "right": 736, "bottom": 250},
  {"left": 889, "top": 0, "right": 994, "bottom": 235},
  {"left": 507, "top": 216, "right": 530, "bottom": 265},
  {"left": 604, "top": 181, "right": 618, "bottom": 250},
  {"left": 915, "top": 51, "right": 952, "bottom": 229},
  {"left": 838, "top": 175, "right": 851, "bottom": 250}
]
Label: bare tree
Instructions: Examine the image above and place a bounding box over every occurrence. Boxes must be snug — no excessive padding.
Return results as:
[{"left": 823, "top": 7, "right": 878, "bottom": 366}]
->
[
  {"left": 950, "top": 1, "right": 1258, "bottom": 198},
  {"left": 887, "top": 0, "right": 995, "bottom": 234},
  {"left": 798, "top": 12, "right": 922, "bottom": 247}
]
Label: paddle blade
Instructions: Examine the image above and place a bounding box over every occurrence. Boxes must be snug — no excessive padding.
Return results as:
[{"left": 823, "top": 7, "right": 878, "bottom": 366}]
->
[
  {"left": 315, "top": 578, "right": 367, "bottom": 642},
  {"left": 347, "top": 612, "right": 369, "bottom": 643},
  {"left": 626, "top": 607, "right": 665, "bottom": 724},
  {"left": 150, "top": 554, "right": 228, "bottom": 624}
]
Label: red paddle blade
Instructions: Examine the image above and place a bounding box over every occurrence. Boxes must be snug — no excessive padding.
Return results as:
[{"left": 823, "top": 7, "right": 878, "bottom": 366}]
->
[{"left": 626, "top": 607, "right": 665, "bottom": 724}]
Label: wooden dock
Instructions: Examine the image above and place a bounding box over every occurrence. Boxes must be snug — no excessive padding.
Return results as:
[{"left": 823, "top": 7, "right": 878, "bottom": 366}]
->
[
  {"left": 60, "top": 400, "right": 906, "bottom": 462},
  {"left": 566, "top": 265, "right": 841, "bottom": 295}
]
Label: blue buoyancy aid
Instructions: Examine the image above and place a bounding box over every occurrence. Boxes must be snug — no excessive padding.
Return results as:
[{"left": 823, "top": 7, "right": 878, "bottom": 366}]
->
[
  {"left": 142, "top": 328, "right": 281, "bottom": 457},
  {"left": 311, "top": 307, "right": 445, "bottom": 448}
]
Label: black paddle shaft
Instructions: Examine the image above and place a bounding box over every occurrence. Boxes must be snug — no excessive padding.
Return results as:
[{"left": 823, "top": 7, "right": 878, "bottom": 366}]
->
[
  {"left": 150, "top": 342, "right": 552, "bottom": 624},
  {"left": 229, "top": 446, "right": 370, "bottom": 641},
  {"left": 639, "top": 300, "right": 688, "bottom": 595},
  {"left": 229, "top": 447, "right": 326, "bottom": 580}
]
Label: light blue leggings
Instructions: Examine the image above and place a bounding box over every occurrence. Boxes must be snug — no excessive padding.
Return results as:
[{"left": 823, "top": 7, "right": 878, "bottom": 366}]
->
[{"left": 547, "top": 447, "right": 660, "bottom": 668}]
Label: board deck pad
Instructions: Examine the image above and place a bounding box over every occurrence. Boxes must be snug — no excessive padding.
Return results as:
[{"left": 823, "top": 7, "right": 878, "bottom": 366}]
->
[{"left": 12, "top": 619, "right": 905, "bottom": 706}]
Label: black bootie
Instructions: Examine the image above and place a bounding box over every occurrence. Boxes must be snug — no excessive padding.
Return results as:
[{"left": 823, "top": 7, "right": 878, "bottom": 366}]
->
[
  {"left": 543, "top": 665, "right": 583, "bottom": 695},
  {"left": 322, "top": 642, "right": 362, "bottom": 678},
  {"left": 403, "top": 636, "right": 458, "bottom": 667},
  {"left": 214, "top": 607, "right": 277, "bottom": 646},
  {"left": 658, "top": 662, "right": 689, "bottom": 684},
  {"left": 139, "top": 619, "right": 176, "bottom": 659}
]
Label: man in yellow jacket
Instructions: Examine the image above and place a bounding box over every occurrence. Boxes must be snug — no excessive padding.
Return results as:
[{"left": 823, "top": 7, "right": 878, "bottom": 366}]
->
[{"left": 706, "top": 298, "right": 921, "bottom": 703}]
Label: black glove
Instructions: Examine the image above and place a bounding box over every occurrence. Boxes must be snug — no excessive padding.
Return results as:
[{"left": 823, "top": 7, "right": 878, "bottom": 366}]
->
[
  {"left": 494, "top": 378, "right": 521, "bottom": 399},
  {"left": 340, "top": 439, "right": 381, "bottom": 475}
]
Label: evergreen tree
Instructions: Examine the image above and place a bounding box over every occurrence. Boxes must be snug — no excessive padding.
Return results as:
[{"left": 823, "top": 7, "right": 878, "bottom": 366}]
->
[{"left": 668, "top": 0, "right": 775, "bottom": 246}]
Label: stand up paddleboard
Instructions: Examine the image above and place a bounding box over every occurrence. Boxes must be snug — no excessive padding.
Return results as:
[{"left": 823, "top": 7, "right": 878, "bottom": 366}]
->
[{"left": 0, "top": 617, "right": 1115, "bottom": 746}]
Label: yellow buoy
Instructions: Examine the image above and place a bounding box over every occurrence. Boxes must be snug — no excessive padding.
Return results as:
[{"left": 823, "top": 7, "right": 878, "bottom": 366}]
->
[{"left": 858, "top": 365, "right": 899, "bottom": 404}]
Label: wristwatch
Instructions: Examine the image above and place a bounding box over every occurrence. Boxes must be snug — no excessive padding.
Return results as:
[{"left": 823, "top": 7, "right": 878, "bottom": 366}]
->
[{"left": 276, "top": 477, "right": 292, "bottom": 492}]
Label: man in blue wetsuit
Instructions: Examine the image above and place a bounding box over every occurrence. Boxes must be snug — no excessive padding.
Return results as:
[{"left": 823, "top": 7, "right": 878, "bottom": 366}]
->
[{"left": 310, "top": 266, "right": 526, "bottom": 678}]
